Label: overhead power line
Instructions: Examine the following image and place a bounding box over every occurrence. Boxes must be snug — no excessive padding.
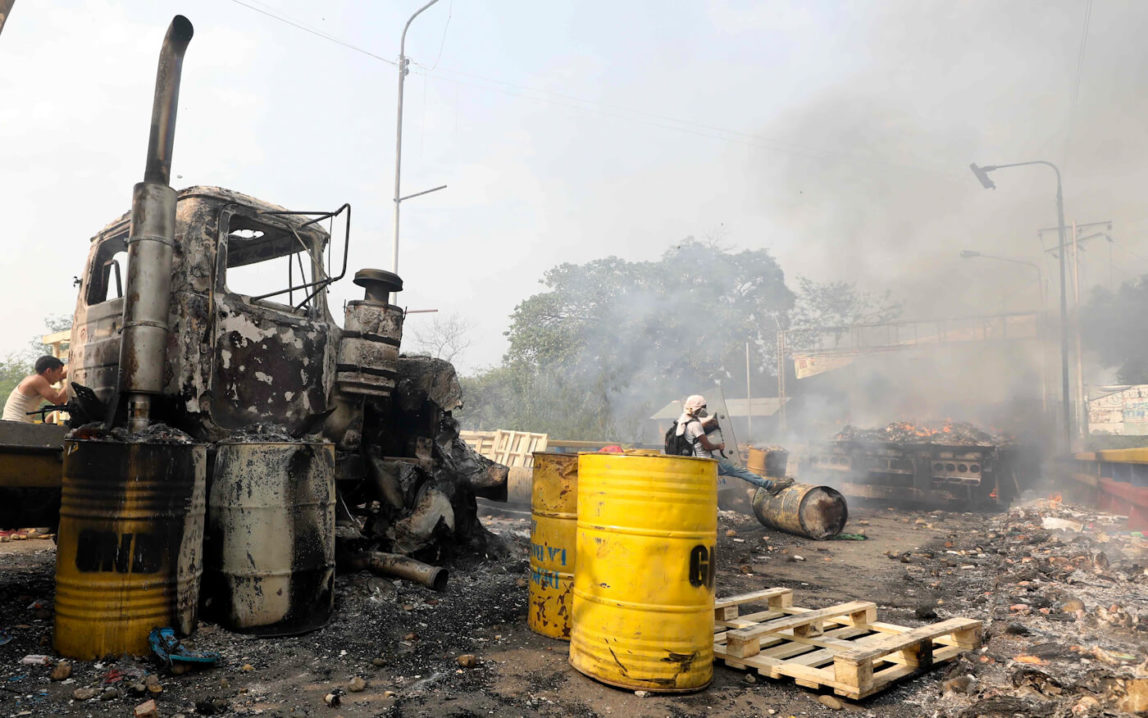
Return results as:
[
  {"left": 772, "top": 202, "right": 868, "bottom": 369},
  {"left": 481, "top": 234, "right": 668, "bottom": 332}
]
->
[
  {"left": 230, "top": 0, "right": 965, "bottom": 183},
  {"left": 411, "top": 63, "right": 966, "bottom": 182},
  {"left": 426, "top": 0, "right": 453, "bottom": 72},
  {"left": 229, "top": 0, "right": 397, "bottom": 66},
  {"left": 1063, "top": 0, "right": 1094, "bottom": 168}
]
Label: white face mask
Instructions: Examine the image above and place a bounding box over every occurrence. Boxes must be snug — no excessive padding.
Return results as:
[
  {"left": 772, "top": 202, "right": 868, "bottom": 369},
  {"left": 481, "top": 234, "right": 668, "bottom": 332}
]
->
[{"left": 697, "top": 408, "right": 708, "bottom": 418}]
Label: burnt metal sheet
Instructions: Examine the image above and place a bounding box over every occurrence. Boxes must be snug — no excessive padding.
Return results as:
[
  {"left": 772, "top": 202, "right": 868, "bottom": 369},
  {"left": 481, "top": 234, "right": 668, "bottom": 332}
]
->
[{"left": 211, "top": 293, "right": 333, "bottom": 436}]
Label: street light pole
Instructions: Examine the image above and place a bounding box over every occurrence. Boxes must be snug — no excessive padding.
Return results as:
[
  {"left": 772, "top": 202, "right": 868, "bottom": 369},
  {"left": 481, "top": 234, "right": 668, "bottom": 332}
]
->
[
  {"left": 764, "top": 313, "right": 787, "bottom": 435},
  {"left": 970, "top": 161, "right": 1072, "bottom": 451},
  {"left": 745, "top": 342, "right": 752, "bottom": 441},
  {"left": 392, "top": 0, "right": 443, "bottom": 299}
]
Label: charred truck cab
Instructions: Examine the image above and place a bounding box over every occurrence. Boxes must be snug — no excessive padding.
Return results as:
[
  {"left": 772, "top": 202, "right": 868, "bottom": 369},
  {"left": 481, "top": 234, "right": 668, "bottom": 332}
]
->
[{"left": 70, "top": 187, "right": 378, "bottom": 446}]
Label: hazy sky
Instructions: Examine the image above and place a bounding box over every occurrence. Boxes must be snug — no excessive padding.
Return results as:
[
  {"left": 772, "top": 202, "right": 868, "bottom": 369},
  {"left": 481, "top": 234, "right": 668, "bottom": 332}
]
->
[{"left": 3, "top": 0, "right": 1147, "bottom": 375}]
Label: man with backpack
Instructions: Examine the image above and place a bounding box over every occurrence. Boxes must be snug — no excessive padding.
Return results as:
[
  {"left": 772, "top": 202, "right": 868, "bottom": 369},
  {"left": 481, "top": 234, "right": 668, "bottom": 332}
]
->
[{"left": 665, "top": 394, "right": 793, "bottom": 495}]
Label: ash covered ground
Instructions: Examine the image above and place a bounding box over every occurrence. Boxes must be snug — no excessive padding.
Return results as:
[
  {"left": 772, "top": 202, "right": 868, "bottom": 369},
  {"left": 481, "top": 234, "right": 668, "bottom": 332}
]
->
[{"left": 0, "top": 494, "right": 1144, "bottom": 717}]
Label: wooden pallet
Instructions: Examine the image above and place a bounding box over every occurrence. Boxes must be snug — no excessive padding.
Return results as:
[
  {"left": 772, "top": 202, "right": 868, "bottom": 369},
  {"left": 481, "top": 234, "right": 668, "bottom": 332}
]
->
[
  {"left": 713, "top": 588, "right": 981, "bottom": 700},
  {"left": 460, "top": 430, "right": 548, "bottom": 468}
]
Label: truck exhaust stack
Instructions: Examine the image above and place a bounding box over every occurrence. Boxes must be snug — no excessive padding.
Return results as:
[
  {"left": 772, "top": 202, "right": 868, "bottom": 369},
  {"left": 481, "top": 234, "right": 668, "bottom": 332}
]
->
[{"left": 116, "top": 15, "right": 193, "bottom": 432}]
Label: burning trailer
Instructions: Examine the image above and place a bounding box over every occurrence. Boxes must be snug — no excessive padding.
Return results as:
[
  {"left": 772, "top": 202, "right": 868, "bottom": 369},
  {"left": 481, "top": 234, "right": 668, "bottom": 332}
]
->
[
  {"left": 798, "top": 421, "right": 1032, "bottom": 509},
  {"left": 0, "top": 14, "right": 508, "bottom": 659}
]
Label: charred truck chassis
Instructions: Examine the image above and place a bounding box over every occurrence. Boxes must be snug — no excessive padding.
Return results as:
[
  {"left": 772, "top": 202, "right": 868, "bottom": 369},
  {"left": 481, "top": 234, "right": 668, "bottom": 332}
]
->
[
  {"left": 67, "top": 186, "right": 507, "bottom": 559},
  {"left": 802, "top": 440, "right": 1021, "bottom": 508}
]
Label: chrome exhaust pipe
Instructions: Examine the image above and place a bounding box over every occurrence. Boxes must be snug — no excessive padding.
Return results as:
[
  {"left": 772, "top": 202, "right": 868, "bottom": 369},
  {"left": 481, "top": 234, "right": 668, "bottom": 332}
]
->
[
  {"left": 117, "top": 16, "right": 193, "bottom": 432},
  {"left": 143, "top": 15, "right": 193, "bottom": 186}
]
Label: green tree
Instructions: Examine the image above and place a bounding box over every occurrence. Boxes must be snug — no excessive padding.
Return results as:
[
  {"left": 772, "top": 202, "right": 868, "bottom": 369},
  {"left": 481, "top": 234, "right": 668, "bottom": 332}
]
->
[
  {"left": 0, "top": 315, "right": 73, "bottom": 411},
  {"left": 789, "top": 277, "right": 901, "bottom": 329},
  {"left": 459, "top": 239, "right": 796, "bottom": 441},
  {"left": 782, "top": 277, "right": 903, "bottom": 356},
  {"left": 1083, "top": 276, "right": 1148, "bottom": 384},
  {"left": 0, "top": 353, "right": 34, "bottom": 408}
]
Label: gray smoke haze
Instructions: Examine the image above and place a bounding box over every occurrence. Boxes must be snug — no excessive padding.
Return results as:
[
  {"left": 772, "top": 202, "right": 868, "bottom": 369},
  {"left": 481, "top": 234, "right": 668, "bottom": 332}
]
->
[
  {"left": 751, "top": 0, "right": 1148, "bottom": 323},
  {"left": 461, "top": 2, "right": 1148, "bottom": 451},
  {"left": 733, "top": 1, "right": 1148, "bottom": 446}
]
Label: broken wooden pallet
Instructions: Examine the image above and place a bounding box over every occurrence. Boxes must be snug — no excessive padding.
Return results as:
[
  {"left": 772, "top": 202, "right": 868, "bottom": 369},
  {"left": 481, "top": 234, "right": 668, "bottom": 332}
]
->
[{"left": 713, "top": 588, "right": 981, "bottom": 700}]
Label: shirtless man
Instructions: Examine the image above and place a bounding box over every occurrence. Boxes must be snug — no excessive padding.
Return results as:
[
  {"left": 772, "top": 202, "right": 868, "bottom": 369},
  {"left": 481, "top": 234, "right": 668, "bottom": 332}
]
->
[{"left": 2, "top": 356, "right": 67, "bottom": 423}]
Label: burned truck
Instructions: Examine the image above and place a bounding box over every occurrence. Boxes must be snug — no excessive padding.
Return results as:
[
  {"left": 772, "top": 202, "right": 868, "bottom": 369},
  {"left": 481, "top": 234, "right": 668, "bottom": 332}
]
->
[
  {"left": 0, "top": 14, "right": 506, "bottom": 655},
  {"left": 798, "top": 422, "right": 1031, "bottom": 509},
  {"left": 60, "top": 18, "right": 507, "bottom": 555}
]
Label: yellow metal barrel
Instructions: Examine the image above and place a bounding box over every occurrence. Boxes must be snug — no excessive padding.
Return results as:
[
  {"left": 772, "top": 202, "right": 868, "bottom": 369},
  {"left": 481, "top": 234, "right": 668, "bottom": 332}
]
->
[
  {"left": 747, "top": 446, "right": 789, "bottom": 478},
  {"left": 54, "top": 439, "right": 206, "bottom": 659},
  {"left": 528, "top": 452, "right": 578, "bottom": 639},
  {"left": 751, "top": 483, "right": 848, "bottom": 540},
  {"left": 570, "top": 453, "right": 717, "bottom": 692}
]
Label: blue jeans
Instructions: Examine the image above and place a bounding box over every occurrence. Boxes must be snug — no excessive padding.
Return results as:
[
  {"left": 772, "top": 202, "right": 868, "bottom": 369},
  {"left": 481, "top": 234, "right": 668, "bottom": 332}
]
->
[{"left": 716, "top": 459, "right": 770, "bottom": 490}]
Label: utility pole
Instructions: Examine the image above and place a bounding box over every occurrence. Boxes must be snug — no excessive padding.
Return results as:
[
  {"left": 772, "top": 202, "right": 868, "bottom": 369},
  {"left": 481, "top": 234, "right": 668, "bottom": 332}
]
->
[
  {"left": 777, "top": 329, "right": 787, "bottom": 434},
  {"left": 745, "top": 342, "right": 752, "bottom": 441},
  {"left": 1039, "top": 219, "right": 1111, "bottom": 445},
  {"left": 391, "top": 0, "right": 445, "bottom": 301},
  {"left": 1071, "top": 221, "right": 1086, "bottom": 441}
]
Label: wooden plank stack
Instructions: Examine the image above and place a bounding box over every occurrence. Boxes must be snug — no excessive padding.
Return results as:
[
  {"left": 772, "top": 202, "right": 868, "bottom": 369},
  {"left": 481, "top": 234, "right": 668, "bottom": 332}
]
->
[{"left": 713, "top": 588, "right": 981, "bottom": 700}]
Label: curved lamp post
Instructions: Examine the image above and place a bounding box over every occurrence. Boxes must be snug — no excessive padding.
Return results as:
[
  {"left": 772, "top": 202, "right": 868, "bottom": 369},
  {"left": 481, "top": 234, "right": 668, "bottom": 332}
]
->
[
  {"left": 969, "top": 161, "right": 1071, "bottom": 449},
  {"left": 392, "top": 0, "right": 445, "bottom": 300}
]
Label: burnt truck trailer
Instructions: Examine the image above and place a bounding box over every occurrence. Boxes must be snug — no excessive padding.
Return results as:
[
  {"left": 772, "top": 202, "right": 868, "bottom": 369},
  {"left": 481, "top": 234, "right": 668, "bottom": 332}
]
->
[{"left": 798, "top": 423, "right": 1031, "bottom": 509}]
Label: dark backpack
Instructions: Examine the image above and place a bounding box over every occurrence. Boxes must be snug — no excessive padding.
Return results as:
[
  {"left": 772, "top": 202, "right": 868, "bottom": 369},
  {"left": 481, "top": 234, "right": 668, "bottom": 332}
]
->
[{"left": 664, "top": 419, "right": 698, "bottom": 456}]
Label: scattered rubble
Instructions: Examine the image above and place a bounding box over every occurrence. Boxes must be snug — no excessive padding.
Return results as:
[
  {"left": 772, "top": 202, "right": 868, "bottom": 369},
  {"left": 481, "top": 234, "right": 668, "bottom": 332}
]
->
[{"left": 0, "top": 494, "right": 1141, "bottom": 716}]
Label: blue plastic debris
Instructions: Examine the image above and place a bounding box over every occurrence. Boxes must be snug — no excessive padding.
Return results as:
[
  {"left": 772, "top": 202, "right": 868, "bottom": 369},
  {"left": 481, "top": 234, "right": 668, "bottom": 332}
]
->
[{"left": 148, "top": 628, "right": 220, "bottom": 670}]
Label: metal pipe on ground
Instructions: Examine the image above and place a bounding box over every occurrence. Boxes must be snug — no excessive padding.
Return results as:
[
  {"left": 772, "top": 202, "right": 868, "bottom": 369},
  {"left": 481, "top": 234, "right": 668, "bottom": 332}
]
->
[
  {"left": 343, "top": 551, "right": 448, "bottom": 592},
  {"left": 751, "top": 483, "right": 848, "bottom": 540}
]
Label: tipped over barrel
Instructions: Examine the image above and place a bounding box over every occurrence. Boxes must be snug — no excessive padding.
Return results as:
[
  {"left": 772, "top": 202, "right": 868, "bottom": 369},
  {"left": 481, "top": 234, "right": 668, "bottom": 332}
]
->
[{"left": 751, "top": 483, "right": 848, "bottom": 540}]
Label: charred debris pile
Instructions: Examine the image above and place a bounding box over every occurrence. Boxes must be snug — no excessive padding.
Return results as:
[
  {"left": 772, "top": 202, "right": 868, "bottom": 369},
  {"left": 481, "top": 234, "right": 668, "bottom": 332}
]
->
[
  {"left": 835, "top": 421, "right": 1010, "bottom": 447},
  {"left": 892, "top": 498, "right": 1147, "bottom": 716}
]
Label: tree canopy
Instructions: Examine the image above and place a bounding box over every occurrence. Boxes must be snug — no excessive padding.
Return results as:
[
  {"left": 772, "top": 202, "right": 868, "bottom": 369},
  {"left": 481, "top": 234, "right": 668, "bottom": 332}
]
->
[
  {"left": 462, "top": 239, "right": 795, "bottom": 440},
  {"left": 1083, "top": 276, "right": 1148, "bottom": 384},
  {"left": 0, "top": 315, "right": 71, "bottom": 408},
  {"left": 458, "top": 240, "right": 904, "bottom": 442}
]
